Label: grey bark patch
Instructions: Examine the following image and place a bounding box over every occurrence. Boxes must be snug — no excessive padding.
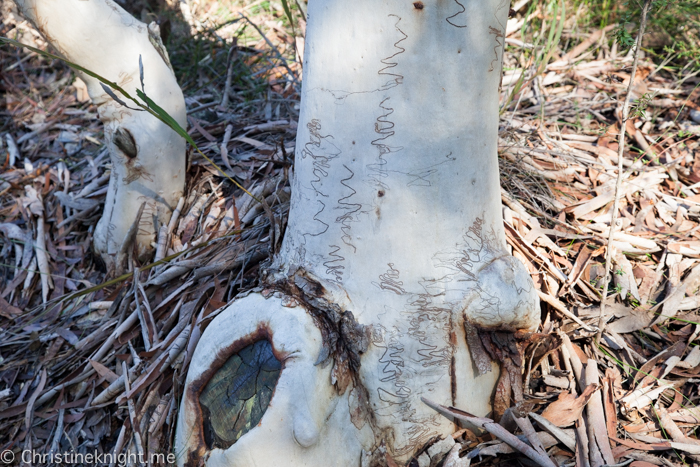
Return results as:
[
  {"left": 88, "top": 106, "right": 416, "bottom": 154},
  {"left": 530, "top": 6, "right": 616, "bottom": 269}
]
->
[{"left": 113, "top": 127, "right": 137, "bottom": 158}]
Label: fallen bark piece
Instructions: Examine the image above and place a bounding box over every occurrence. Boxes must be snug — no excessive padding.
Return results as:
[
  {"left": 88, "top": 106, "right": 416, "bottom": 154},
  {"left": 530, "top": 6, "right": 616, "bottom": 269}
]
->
[
  {"left": 422, "top": 398, "right": 558, "bottom": 467},
  {"left": 475, "top": 431, "right": 564, "bottom": 457},
  {"left": 561, "top": 25, "right": 617, "bottom": 62},
  {"left": 538, "top": 291, "right": 596, "bottom": 331},
  {"left": 529, "top": 412, "right": 577, "bottom": 451},
  {"left": 677, "top": 346, "right": 700, "bottom": 369},
  {"left": 584, "top": 361, "right": 615, "bottom": 466},
  {"left": 0, "top": 296, "right": 23, "bottom": 319},
  {"left": 606, "top": 308, "right": 654, "bottom": 334},
  {"left": 613, "top": 253, "right": 640, "bottom": 302},
  {"left": 602, "top": 369, "right": 619, "bottom": 440},
  {"left": 656, "top": 407, "right": 700, "bottom": 459},
  {"left": 631, "top": 434, "right": 700, "bottom": 455},
  {"left": 668, "top": 241, "right": 700, "bottom": 258},
  {"left": 621, "top": 380, "right": 685, "bottom": 411},
  {"left": 610, "top": 436, "right": 672, "bottom": 452},
  {"left": 669, "top": 407, "right": 700, "bottom": 424},
  {"left": 542, "top": 374, "right": 573, "bottom": 390},
  {"left": 513, "top": 415, "right": 550, "bottom": 461},
  {"left": 427, "top": 437, "right": 456, "bottom": 467}
]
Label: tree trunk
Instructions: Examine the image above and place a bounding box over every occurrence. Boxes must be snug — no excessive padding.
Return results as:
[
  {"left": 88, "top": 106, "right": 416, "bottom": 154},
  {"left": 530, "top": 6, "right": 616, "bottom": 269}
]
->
[
  {"left": 176, "top": 0, "right": 538, "bottom": 466},
  {"left": 15, "top": 0, "right": 186, "bottom": 273}
]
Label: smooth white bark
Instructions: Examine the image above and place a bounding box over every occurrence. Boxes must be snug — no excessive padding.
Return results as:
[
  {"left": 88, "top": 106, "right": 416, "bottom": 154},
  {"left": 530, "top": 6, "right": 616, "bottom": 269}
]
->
[
  {"left": 177, "top": 0, "right": 539, "bottom": 465},
  {"left": 15, "top": 0, "right": 186, "bottom": 272}
]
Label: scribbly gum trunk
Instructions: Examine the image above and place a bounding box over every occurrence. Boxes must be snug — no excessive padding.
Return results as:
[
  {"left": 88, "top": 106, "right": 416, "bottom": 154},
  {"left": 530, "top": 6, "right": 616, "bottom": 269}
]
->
[
  {"left": 176, "top": 0, "right": 540, "bottom": 466},
  {"left": 279, "top": 0, "right": 539, "bottom": 456},
  {"left": 14, "top": 0, "right": 186, "bottom": 273}
]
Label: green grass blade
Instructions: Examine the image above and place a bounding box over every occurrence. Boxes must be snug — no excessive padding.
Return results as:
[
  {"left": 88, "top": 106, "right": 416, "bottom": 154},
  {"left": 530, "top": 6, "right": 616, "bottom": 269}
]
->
[{"left": 280, "top": 0, "right": 295, "bottom": 31}]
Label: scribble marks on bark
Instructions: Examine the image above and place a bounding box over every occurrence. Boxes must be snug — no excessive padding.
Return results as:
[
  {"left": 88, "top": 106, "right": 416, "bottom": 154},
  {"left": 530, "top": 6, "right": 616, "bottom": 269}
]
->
[
  {"left": 305, "top": 200, "right": 329, "bottom": 239},
  {"left": 367, "top": 98, "right": 403, "bottom": 189},
  {"left": 335, "top": 165, "right": 361, "bottom": 252},
  {"left": 366, "top": 15, "right": 408, "bottom": 189},
  {"left": 378, "top": 15, "right": 407, "bottom": 88},
  {"left": 371, "top": 272, "right": 456, "bottom": 456},
  {"left": 299, "top": 119, "right": 339, "bottom": 238},
  {"left": 446, "top": 0, "right": 467, "bottom": 28},
  {"left": 488, "top": 0, "right": 508, "bottom": 72},
  {"left": 136, "top": 200, "right": 157, "bottom": 237},
  {"left": 390, "top": 152, "right": 456, "bottom": 187},
  {"left": 316, "top": 15, "right": 407, "bottom": 104},
  {"left": 324, "top": 245, "right": 345, "bottom": 284},
  {"left": 373, "top": 263, "right": 406, "bottom": 295},
  {"left": 301, "top": 119, "right": 340, "bottom": 198},
  {"left": 433, "top": 216, "right": 520, "bottom": 324}
]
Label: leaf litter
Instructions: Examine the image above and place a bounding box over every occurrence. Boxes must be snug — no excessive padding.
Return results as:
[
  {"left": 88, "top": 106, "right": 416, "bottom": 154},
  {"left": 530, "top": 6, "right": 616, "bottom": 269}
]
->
[{"left": 2, "top": 1, "right": 700, "bottom": 466}]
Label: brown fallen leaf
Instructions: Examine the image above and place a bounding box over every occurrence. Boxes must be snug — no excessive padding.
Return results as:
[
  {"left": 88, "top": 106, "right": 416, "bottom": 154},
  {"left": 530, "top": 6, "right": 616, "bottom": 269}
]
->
[
  {"left": 0, "top": 296, "right": 23, "bottom": 318},
  {"left": 541, "top": 384, "right": 598, "bottom": 427},
  {"left": 89, "top": 359, "right": 119, "bottom": 384}
]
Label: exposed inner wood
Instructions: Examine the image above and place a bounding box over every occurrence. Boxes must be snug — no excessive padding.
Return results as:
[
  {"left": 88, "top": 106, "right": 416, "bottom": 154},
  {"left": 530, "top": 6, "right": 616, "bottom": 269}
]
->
[{"left": 199, "top": 339, "right": 282, "bottom": 450}]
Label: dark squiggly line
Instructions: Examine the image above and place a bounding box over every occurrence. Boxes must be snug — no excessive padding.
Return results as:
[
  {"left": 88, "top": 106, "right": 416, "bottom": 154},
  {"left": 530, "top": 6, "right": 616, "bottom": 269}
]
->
[
  {"left": 488, "top": 0, "right": 508, "bottom": 72},
  {"left": 313, "top": 15, "right": 407, "bottom": 104},
  {"left": 399, "top": 424, "right": 435, "bottom": 457},
  {"left": 335, "top": 165, "right": 361, "bottom": 252},
  {"left": 366, "top": 15, "right": 407, "bottom": 188},
  {"left": 302, "top": 200, "right": 329, "bottom": 238},
  {"left": 431, "top": 216, "right": 506, "bottom": 287},
  {"left": 446, "top": 0, "right": 467, "bottom": 28},
  {"left": 488, "top": 26, "right": 505, "bottom": 73},
  {"left": 378, "top": 15, "right": 407, "bottom": 87},
  {"left": 323, "top": 245, "right": 345, "bottom": 283},
  {"left": 373, "top": 263, "right": 406, "bottom": 295},
  {"left": 371, "top": 218, "right": 505, "bottom": 457},
  {"left": 394, "top": 290, "right": 449, "bottom": 457},
  {"left": 300, "top": 119, "right": 340, "bottom": 197},
  {"left": 378, "top": 341, "right": 406, "bottom": 384},
  {"left": 377, "top": 330, "right": 410, "bottom": 401},
  {"left": 367, "top": 98, "right": 403, "bottom": 189},
  {"left": 407, "top": 305, "right": 452, "bottom": 369},
  {"left": 106, "top": 222, "right": 116, "bottom": 244}
]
